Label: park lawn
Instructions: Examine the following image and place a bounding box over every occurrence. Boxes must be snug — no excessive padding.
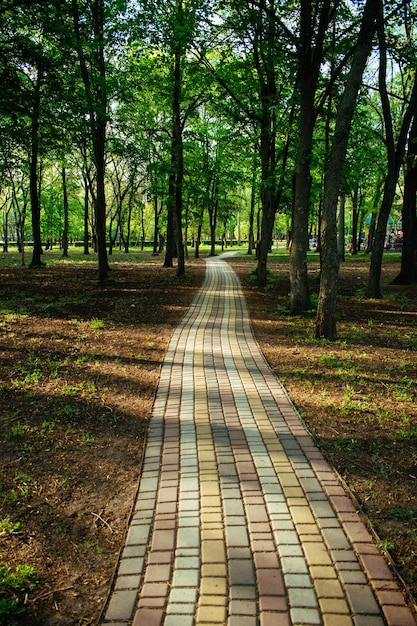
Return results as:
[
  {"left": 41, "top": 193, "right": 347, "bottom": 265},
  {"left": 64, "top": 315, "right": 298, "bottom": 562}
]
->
[{"left": 0, "top": 248, "right": 416, "bottom": 624}]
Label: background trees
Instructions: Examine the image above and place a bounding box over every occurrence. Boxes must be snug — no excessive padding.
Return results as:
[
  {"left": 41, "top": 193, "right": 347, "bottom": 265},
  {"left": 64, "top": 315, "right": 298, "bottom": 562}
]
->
[{"left": 1, "top": 0, "right": 416, "bottom": 337}]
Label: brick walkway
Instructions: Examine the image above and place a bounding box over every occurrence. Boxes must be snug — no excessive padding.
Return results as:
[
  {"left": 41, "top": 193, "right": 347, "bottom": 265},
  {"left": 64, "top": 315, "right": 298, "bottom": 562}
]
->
[{"left": 101, "top": 256, "right": 416, "bottom": 626}]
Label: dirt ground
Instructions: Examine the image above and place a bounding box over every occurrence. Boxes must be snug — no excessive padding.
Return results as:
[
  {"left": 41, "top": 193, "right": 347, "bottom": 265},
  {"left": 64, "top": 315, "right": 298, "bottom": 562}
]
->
[{"left": 0, "top": 249, "right": 416, "bottom": 624}]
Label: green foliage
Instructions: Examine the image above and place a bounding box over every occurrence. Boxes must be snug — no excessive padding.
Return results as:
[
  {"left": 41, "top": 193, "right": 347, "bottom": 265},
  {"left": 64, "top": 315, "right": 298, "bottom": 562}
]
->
[
  {"left": 90, "top": 318, "right": 105, "bottom": 330},
  {"left": 0, "top": 517, "right": 21, "bottom": 537},
  {"left": 0, "top": 564, "right": 38, "bottom": 625}
]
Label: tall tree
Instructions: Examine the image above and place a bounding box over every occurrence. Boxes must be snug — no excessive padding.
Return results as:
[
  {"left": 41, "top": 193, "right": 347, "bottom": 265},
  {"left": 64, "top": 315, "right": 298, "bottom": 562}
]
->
[
  {"left": 315, "top": 0, "right": 381, "bottom": 339},
  {"left": 71, "top": 0, "right": 109, "bottom": 280},
  {"left": 368, "top": 8, "right": 417, "bottom": 298},
  {"left": 290, "top": 0, "right": 336, "bottom": 313}
]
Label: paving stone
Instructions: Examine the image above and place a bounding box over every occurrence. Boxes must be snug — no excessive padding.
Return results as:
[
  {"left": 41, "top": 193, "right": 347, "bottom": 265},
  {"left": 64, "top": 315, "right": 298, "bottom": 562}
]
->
[
  {"left": 290, "top": 606, "right": 322, "bottom": 624},
  {"left": 202, "top": 540, "right": 226, "bottom": 563},
  {"left": 104, "top": 590, "right": 138, "bottom": 621},
  {"left": 229, "top": 559, "right": 255, "bottom": 586},
  {"left": 114, "top": 574, "right": 141, "bottom": 590},
  {"left": 259, "top": 595, "right": 288, "bottom": 612},
  {"left": 197, "top": 604, "right": 227, "bottom": 622},
  {"left": 132, "top": 608, "right": 164, "bottom": 626},
  {"left": 288, "top": 586, "right": 319, "bottom": 608},
  {"left": 257, "top": 568, "right": 286, "bottom": 596},
  {"left": 122, "top": 544, "right": 147, "bottom": 559},
  {"left": 118, "top": 558, "right": 145, "bottom": 576},
  {"left": 302, "top": 541, "right": 333, "bottom": 566},
  {"left": 202, "top": 563, "right": 227, "bottom": 577},
  {"left": 314, "top": 578, "right": 345, "bottom": 598},
  {"left": 230, "top": 585, "right": 257, "bottom": 600},
  {"left": 200, "top": 576, "right": 228, "bottom": 595},
  {"left": 344, "top": 584, "right": 381, "bottom": 615},
  {"left": 126, "top": 524, "right": 151, "bottom": 546},
  {"left": 281, "top": 556, "right": 309, "bottom": 575},
  {"left": 322, "top": 527, "right": 352, "bottom": 551},
  {"left": 166, "top": 603, "right": 195, "bottom": 614},
  {"left": 260, "top": 612, "right": 291, "bottom": 626},
  {"left": 229, "top": 599, "right": 257, "bottom": 615},
  {"left": 284, "top": 573, "right": 312, "bottom": 588},
  {"left": 225, "top": 525, "right": 250, "bottom": 547},
  {"left": 382, "top": 605, "right": 417, "bottom": 626},
  {"left": 171, "top": 568, "right": 200, "bottom": 587}
]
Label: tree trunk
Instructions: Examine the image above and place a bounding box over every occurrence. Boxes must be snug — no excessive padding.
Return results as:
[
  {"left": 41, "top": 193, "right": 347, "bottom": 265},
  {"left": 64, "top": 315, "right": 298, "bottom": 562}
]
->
[
  {"left": 62, "top": 167, "right": 69, "bottom": 258},
  {"left": 350, "top": 186, "right": 360, "bottom": 254},
  {"left": 30, "top": 67, "right": 43, "bottom": 268},
  {"left": 368, "top": 22, "right": 417, "bottom": 297},
  {"left": 393, "top": 114, "right": 417, "bottom": 284},
  {"left": 171, "top": 0, "right": 185, "bottom": 277},
  {"left": 83, "top": 175, "right": 90, "bottom": 255},
  {"left": 72, "top": 0, "right": 108, "bottom": 280},
  {"left": 195, "top": 221, "right": 202, "bottom": 259},
  {"left": 337, "top": 195, "right": 345, "bottom": 262},
  {"left": 3, "top": 206, "right": 10, "bottom": 253},
  {"left": 290, "top": 0, "right": 332, "bottom": 312},
  {"left": 152, "top": 196, "right": 159, "bottom": 255},
  {"left": 254, "top": 5, "right": 277, "bottom": 289},
  {"left": 247, "top": 178, "right": 256, "bottom": 255},
  {"left": 163, "top": 200, "right": 175, "bottom": 267},
  {"left": 290, "top": 86, "right": 313, "bottom": 311},
  {"left": 93, "top": 2, "right": 109, "bottom": 282},
  {"left": 316, "top": 0, "right": 380, "bottom": 339},
  {"left": 365, "top": 210, "right": 377, "bottom": 253},
  {"left": 208, "top": 182, "right": 218, "bottom": 257}
]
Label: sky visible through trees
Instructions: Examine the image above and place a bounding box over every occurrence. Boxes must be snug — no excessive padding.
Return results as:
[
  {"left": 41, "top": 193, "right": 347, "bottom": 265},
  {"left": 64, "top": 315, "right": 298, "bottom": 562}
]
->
[{"left": 0, "top": 0, "right": 416, "bottom": 338}]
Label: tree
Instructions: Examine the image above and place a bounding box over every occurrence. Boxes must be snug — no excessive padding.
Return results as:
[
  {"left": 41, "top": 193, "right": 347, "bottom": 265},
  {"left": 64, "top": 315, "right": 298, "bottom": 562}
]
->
[
  {"left": 394, "top": 112, "right": 417, "bottom": 284},
  {"left": 71, "top": 0, "right": 110, "bottom": 281},
  {"left": 290, "top": 0, "right": 336, "bottom": 313},
  {"left": 198, "top": 0, "right": 295, "bottom": 286},
  {"left": 315, "top": 0, "right": 381, "bottom": 340},
  {"left": 368, "top": 7, "right": 417, "bottom": 298}
]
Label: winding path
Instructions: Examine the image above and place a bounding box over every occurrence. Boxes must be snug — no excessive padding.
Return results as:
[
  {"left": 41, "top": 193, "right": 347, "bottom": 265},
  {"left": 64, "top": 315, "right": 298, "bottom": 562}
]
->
[{"left": 102, "top": 255, "right": 415, "bottom": 626}]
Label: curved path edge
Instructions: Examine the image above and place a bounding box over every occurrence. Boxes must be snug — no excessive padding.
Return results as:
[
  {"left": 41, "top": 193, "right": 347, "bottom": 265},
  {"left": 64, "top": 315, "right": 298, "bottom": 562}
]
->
[{"left": 101, "top": 256, "right": 416, "bottom": 626}]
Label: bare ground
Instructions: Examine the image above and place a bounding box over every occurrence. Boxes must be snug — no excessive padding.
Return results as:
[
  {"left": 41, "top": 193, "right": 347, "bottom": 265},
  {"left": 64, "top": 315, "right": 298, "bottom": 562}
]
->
[{"left": 0, "top": 249, "right": 416, "bottom": 624}]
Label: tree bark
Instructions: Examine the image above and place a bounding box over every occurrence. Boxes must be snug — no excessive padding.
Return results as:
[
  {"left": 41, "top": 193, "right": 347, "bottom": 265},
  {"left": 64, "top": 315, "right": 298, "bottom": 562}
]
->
[
  {"left": 315, "top": 0, "right": 381, "bottom": 340},
  {"left": 208, "top": 180, "right": 218, "bottom": 257},
  {"left": 83, "top": 175, "right": 90, "bottom": 255},
  {"left": 254, "top": 0, "right": 278, "bottom": 288},
  {"left": 61, "top": 167, "right": 69, "bottom": 257},
  {"left": 392, "top": 113, "right": 417, "bottom": 284},
  {"left": 337, "top": 195, "right": 345, "bottom": 262},
  {"left": 30, "top": 67, "right": 43, "bottom": 267},
  {"left": 172, "top": 33, "right": 185, "bottom": 277}
]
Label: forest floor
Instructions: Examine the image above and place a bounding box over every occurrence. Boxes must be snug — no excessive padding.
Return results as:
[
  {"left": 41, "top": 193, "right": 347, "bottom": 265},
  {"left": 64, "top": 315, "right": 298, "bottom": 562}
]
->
[{"left": 0, "top": 248, "right": 416, "bottom": 625}]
